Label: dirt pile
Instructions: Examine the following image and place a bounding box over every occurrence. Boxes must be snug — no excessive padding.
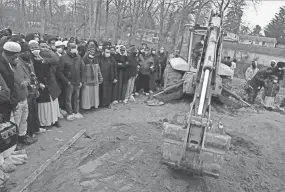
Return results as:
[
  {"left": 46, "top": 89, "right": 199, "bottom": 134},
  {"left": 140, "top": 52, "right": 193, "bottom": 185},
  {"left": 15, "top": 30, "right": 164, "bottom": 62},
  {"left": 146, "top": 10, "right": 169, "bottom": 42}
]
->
[{"left": 3, "top": 78, "right": 285, "bottom": 192}]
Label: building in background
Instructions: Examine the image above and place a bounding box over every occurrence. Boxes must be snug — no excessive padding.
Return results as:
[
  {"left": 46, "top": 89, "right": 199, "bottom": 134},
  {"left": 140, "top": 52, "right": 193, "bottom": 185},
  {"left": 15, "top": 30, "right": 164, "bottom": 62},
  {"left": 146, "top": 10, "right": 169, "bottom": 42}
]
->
[
  {"left": 223, "top": 32, "right": 239, "bottom": 42},
  {"left": 239, "top": 35, "right": 277, "bottom": 48}
]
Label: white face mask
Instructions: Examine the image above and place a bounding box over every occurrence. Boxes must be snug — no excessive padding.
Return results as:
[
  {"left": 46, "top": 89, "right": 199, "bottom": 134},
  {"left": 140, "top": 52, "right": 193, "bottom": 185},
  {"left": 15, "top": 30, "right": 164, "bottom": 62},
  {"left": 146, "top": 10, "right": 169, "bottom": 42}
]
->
[
  {"left": 70, "top": 48, "right": 77, "bottom": 54},
  {"left": 105, "top": 53, "right": 111, "bottom": 57},
  {"left": 57, "top": 48, "right": 63, "bottom": 53},
  {"left": 89, "top": 54, "right": 94, "bottom": 58},
  {"left": 98, "top": 46, "right": 103, "bottom": 49},
  {"left": 34, "top": 37, "right": 39, "bottom": 42},
  {"left": 160, "top": 50, "right": 164, "bottom": 53},
  {"left": 32, "top": 50, "right": 40, "bottom": 56},
  {"left": 273, "top": 80, "right": 278, "bottom": 83},
  {"left": 201, "top": 40, "right": 204, "bottom": 45},
  {"left": 152, "top": 51, "right": 156, "bottom": 54}
]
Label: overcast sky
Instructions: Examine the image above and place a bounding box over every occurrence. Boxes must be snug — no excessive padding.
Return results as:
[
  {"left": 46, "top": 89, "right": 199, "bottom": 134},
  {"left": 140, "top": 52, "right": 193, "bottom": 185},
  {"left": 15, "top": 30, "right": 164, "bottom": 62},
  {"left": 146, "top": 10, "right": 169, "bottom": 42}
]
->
[{"left": 243, "top": 0, "right": 285, "bottom": 29}]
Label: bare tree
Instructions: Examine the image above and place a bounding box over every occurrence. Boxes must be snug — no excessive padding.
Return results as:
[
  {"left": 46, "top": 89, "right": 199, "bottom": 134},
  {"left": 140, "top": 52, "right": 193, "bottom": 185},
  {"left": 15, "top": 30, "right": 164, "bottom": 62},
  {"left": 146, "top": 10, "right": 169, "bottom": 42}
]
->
[{"left": 40, "top": 0, "right": 48, "bottom": 35}]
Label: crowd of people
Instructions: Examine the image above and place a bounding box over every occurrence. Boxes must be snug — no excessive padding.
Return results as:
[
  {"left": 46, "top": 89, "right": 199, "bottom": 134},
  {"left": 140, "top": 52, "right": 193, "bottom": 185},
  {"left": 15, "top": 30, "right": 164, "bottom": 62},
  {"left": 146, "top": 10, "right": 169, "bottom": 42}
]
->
[
  {"left": 0, "top": 28, "right": 169, "bottom": 149},
  {"left": 1, "top": 26, "right": 284, "bottom": 152},
  {"left": 244, "top": 60, "right": 285, "bottom": 110}
]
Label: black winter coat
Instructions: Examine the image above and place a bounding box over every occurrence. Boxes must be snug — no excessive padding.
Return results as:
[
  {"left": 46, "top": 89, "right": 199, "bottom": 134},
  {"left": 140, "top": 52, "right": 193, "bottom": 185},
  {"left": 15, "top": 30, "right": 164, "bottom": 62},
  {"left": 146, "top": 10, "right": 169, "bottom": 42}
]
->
[
  {"left": 33, "top": 51, "right": 61, "bottom": 103},
  {"left": 126, "top": 54, "right": 139, "bottom": 77},
  {"left": 113, "top": 54, "right": 129, "bottom": 83},
  {"left": 58, "top": 52, "right": 84, "bottom": 86}
]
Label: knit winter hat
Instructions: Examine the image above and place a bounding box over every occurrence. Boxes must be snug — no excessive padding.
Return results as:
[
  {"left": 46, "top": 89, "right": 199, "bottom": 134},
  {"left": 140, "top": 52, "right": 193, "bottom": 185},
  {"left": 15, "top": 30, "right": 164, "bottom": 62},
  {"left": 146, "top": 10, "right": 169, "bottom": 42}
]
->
[
  {"left": 28, "top": 40, "right": 40, "bottom": 51},
  {"left": 3, "top": 41, "right": 21, "bottom": 53}
]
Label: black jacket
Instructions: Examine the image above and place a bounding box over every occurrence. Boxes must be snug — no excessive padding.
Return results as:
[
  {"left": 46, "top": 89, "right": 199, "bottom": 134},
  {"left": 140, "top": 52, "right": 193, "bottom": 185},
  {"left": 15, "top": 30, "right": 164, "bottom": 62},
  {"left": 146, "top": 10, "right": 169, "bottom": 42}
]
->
[
  {"left": 127, "top": 53, "right": 139, "bottom": 77},
  {"left": 58, "top": 52, "right": 84, "bottom": 86},
  {"left": 33, "top": 51, "right": 61, "bottom": 103}
]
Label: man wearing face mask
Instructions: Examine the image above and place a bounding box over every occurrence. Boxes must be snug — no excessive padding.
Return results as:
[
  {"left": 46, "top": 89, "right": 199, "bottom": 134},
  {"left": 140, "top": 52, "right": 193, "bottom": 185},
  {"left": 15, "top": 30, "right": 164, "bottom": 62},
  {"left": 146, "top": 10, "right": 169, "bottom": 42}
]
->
[
  {"left": 0, "top": 41, "right": 21, "bottom": 122},
  {"left": 29, "top": 40, "right": 62, "bottom": 128},
  {"left": 47, "top": 37, "right": 57, "bottom": 53},
  {"left": 245, "top": 61, "right": 259, "bottom": 82},
  {"left": 124, "top": 47, "right": 139, "bottom": 103},
  {"left": 58, "top": 42, "right": 84, "bottom": 121},
  {"left": 81, "top": 42, "right": 103, "bottom": 110},
  {"left": 272, "top": 62, "right": 285, "bottom": 83},
  {"left": 137, "top": 47, "right": 154, "bottom": 96},
  {"left": 113, "top": 45, "right": 129, "bottom": 104},
  {"left": 149, "top": 48, "right": 159, "bottom": 93},
  {"left": 13, "top": 43, "right": 38, "bottom": 146},
  {"left": 99, "top": 47, "right": 117, "bottom": 108},
  {"left": 158, "top": 47, "right": 167, "bottom": 86},
  {"left": 98, "top": 41, "right": 103, "bottom": 52},
  {"left": 55, "top": 41, "right": 64, "bottom": 57},
  {"left": 18, "top": 43, "right": 41, "bottom": 139},
  {"left": 54, "top": 40, "right": 67, "bottom": 116}
]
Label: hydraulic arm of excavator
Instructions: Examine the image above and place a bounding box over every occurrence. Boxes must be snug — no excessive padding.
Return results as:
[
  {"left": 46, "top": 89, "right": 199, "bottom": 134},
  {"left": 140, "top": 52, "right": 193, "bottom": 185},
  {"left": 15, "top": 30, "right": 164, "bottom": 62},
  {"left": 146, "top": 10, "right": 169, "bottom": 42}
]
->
[{"left": 160, "top": 10, "right": 231, "bottom": 178}]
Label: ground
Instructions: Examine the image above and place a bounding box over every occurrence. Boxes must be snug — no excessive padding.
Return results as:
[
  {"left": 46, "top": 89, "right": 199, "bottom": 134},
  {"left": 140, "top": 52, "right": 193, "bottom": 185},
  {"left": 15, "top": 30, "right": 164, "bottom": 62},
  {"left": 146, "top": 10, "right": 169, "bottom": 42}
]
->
[{"left": 1, "top": 80, "right": 285, "bottom": 192}]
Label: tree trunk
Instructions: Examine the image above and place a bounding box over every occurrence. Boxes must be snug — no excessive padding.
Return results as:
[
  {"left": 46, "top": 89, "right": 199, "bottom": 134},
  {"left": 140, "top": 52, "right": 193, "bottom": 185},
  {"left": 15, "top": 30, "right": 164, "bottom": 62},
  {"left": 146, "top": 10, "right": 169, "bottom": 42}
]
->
[
  {"left": 89, "top": 0, "right": 98, "bottom": 39},
  {"left": 95, "top": 0, "right": 102, "bottom": 39},
  {"left": 158, "top": 0, "right": 165, "bottom": 49},
  {"left": 105, "top": 0, "right": 110, "bottom": 38},
  {"left": 113, "top": 9, "right": 121, "bottom": 44},
  {"left": 22, "top": 0, "right": 26, "bottom": 33},
  {"left": 74, "top": 0, "right": 77, "bottom": 37},
  {"left": 40, "top": 0, "right": 47, "bottom": 35},
  {"left": 83, "top": 0, "right": 87, "bottom": 38},
  {"left": 194, "top": 1, "right": 203, "bottom": 25},
  {"left": 49, "top": 0, "right": 52, "bottom": 22},
  {"left": 89, "top": 0, "right": 92, "bottom": 38}
]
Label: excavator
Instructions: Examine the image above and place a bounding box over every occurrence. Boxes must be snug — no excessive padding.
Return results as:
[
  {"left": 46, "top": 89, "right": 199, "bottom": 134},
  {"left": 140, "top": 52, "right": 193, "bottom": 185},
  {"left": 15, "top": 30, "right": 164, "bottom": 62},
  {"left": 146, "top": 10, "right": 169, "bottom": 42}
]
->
[{"left": 160, "top": 7, "right": 233, "bottom": 178}]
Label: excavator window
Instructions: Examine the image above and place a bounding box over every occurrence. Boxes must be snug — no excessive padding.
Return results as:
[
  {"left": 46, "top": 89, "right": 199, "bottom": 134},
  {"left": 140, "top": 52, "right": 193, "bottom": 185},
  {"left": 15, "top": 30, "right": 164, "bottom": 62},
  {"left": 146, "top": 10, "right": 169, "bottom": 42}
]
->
[{"left": 179, "top": 28, "right": 207, "bottom": 70}]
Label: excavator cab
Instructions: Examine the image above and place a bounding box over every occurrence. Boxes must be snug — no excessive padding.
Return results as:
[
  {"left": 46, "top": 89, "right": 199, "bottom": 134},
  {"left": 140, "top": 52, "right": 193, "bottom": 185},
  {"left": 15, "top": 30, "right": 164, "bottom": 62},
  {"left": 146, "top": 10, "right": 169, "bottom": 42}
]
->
[
  {"left": 179, "top": 25, "right": 208, "bottom": 70},
  {"left": 176, "top": 21, "right": 233, "bottom": 96},
  {"left": 160, "top": 11, "right": 231, "bottom": 178}
]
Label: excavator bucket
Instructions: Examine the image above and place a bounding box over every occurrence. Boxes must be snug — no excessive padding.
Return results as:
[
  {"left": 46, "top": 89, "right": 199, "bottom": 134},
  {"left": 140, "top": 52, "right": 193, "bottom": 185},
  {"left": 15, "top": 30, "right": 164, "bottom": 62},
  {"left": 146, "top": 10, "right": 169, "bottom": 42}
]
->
[{"left": 160, "top": 121, "right": 231, "bottom": 178}]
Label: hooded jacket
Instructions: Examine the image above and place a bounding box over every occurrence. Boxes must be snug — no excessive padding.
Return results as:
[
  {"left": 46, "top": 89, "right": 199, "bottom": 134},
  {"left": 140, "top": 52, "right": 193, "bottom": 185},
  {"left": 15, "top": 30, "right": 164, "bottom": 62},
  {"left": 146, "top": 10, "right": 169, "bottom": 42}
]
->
[{"left": 245, "top": 65, "right": 259, "bottom": 81}]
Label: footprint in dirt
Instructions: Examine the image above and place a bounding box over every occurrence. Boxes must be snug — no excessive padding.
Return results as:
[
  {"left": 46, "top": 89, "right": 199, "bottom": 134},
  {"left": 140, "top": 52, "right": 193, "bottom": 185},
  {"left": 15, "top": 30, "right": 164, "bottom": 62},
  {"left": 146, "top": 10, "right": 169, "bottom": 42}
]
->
[{"left": 226, "top": 131, "right": 262, "bottom": 156}]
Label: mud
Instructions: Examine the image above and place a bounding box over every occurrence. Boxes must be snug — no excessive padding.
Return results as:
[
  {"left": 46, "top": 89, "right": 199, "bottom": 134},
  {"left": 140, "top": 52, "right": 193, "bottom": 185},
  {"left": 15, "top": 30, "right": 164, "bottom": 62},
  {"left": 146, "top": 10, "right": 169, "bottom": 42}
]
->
[
  {"left": 2, "top": 85, "right": 285, "bottom": 192},
  {"left": 28, "top": 106, "right": 285, "bottom": 192}
]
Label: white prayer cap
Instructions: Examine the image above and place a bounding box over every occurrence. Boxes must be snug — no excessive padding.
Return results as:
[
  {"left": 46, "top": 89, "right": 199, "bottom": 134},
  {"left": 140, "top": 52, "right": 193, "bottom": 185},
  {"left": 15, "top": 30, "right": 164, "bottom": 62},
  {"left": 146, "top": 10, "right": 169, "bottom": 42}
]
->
[
  {"left": 3, "top": 41, "right": 21, "bottom": 53},
  {"left": 55, "top": 41, "right": 64, "bottom": 47}
]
